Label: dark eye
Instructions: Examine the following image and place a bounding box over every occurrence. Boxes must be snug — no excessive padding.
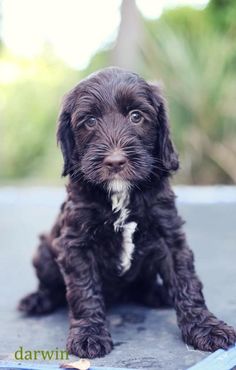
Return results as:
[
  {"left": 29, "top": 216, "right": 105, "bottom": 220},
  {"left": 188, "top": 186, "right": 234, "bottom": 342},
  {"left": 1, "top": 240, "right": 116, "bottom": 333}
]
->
[
  {"left": 129, "top": 110, "right": 143, "bottom": 124},
  {"left": 85, "top": 116, "right": 97, "bottom": 128}
]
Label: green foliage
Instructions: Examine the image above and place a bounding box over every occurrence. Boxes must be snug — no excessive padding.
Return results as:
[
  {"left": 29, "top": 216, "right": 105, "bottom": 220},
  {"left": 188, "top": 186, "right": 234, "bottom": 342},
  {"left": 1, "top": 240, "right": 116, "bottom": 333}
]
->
[
  {"left": 0, "top": 50, "right": 79, "bottom": 182},
  {"left": 141, "top": 6, "right": 236, "bottom": 184},
  {"left": 161, "top": 6, "right": 210, "bottom": 37},
  {"left": 82, "top": 49, "right": 110, "bottom": 77},
  {"left": 207, "top": 0, "right": 236, "bottom": 33}
]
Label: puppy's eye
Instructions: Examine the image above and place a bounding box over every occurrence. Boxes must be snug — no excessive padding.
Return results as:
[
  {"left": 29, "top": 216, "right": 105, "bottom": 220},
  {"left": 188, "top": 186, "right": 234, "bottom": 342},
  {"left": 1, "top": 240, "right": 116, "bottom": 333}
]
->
[
  {"left": 85, "top": 116, "right": 97, "bottom": 128},
  {"left": 129, "top": 110, "right": 143, "bottom": 124}
]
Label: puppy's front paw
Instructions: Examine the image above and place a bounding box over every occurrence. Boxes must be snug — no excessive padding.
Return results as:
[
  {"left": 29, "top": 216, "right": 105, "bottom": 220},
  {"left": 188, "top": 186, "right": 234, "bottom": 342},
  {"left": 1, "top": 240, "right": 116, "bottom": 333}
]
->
[
  {"left": 67, "top": 324, "right": 113, "bottom": 358},
  {"left": 182, "top": 317, "right": 236, "bottom": 352}
]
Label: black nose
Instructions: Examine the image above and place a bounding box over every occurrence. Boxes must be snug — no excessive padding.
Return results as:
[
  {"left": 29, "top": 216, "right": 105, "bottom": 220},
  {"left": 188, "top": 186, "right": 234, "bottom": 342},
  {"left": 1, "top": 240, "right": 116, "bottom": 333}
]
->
[{"left": 104, "top": 152, "right": 127, "bottom": 172}]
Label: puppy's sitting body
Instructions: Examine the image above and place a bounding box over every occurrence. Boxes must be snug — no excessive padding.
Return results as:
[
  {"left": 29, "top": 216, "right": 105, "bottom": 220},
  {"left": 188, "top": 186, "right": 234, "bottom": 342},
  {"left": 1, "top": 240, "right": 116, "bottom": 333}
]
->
[{"left": 19, "top": 68, "right": 236, "bottom": 358}]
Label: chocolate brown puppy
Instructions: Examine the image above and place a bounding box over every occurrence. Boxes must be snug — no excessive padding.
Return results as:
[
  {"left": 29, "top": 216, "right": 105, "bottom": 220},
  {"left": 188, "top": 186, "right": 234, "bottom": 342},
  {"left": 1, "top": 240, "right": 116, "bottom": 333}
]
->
[{"left": 19, "top": 67, "right": 236, "bottom": 358}]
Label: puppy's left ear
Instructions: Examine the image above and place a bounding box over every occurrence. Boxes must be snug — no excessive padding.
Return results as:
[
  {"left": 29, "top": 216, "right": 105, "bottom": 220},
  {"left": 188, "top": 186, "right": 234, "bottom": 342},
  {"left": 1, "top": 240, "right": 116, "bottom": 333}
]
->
[
  {"left": 149, "top": 84, "right": 179, "bottom": 173},
  {"left": 56, "top": 94, "right": 75, "bottom": 176}
]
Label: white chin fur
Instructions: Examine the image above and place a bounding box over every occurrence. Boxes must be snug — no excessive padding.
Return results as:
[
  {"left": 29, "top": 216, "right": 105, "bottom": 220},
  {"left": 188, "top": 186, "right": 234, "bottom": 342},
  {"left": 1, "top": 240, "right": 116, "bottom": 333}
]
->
[{"left": 108, "top": 179, "right": 129, "bottom": 194}]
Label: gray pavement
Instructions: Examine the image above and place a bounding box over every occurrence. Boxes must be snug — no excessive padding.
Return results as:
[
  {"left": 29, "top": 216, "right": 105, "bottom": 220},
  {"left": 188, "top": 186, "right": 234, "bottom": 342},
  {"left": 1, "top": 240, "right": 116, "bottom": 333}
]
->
[{"left": 0, "top": 187, "right": 236, "bottom": 370}]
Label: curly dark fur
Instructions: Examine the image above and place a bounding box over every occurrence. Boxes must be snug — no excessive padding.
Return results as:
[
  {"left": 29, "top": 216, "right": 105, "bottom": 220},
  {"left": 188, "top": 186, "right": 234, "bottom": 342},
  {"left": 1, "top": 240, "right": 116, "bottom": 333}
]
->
[{"left": 19, "top": 67, "right": 236, "bottom": 358}]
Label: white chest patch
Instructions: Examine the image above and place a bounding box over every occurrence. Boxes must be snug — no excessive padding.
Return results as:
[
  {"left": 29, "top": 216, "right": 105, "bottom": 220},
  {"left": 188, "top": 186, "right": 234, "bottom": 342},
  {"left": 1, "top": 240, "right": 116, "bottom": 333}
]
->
[
  {"left": 111, "top": 191, "right": 129, "bottom": 231},
  {"left": 109, "top": 180, "right": 137, "bottom": 274},
  {"left": 120, "top": 221, "right": 137, "bottom": 273}
]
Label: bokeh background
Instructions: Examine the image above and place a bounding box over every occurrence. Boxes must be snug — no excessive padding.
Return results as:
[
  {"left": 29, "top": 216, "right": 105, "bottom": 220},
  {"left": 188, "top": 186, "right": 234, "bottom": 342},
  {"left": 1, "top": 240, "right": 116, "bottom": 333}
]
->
[{"left": 1, "top": 0, "right": 236, "bottom": 185}]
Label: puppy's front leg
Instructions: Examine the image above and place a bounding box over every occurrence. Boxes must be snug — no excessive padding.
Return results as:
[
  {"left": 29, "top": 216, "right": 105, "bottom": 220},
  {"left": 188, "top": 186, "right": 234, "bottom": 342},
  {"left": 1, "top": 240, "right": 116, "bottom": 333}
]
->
[
  {"left": 158, "top": 237, "right": 236, "bottom": 351},
  {"left": 56, "top": 237, "right": 113, "bottom": 358}
]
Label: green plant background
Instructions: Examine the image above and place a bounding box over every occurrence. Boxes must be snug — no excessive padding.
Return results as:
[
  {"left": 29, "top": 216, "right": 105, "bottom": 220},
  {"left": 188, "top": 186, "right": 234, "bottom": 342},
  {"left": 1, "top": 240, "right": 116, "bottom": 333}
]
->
[{"left": 1, "top": 0, "right": 236, "bottom": 185}]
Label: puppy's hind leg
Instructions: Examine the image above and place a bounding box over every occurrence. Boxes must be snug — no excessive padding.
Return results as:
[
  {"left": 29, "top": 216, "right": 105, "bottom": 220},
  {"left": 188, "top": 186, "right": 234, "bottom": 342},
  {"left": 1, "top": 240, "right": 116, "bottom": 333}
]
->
[{"left": 18, "top": 234, "right": 66, "bottom": 315}]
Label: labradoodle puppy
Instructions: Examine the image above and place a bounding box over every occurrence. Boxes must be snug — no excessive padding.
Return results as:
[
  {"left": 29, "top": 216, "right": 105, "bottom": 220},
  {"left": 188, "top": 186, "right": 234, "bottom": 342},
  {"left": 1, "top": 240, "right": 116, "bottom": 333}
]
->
[{"left": 19, "top": 67, "right": 236, "bottom": 358}]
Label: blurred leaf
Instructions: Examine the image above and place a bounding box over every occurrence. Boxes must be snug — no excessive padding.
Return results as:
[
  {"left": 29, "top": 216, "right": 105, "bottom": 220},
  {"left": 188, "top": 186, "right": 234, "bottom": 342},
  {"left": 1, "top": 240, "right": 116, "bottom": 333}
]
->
[
  {"left": 0, "top": 50, "right": 79, "bottom": 181},
  {"left": 141, "top": 10, "right": 236, "bottom": 184}
]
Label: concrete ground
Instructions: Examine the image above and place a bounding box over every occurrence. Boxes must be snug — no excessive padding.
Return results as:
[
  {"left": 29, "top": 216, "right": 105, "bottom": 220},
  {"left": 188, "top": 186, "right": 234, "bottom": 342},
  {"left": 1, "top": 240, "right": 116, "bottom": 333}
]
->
[{"left": 0, "top": 187, "right": 236, "bottom": 370}]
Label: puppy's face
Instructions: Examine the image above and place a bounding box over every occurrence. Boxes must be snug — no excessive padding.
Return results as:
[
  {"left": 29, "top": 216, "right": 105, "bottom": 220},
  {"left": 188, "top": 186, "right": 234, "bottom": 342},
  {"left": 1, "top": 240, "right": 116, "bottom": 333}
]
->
[{"left": 57, "top": 68, "right": 178, "bottom": 191}]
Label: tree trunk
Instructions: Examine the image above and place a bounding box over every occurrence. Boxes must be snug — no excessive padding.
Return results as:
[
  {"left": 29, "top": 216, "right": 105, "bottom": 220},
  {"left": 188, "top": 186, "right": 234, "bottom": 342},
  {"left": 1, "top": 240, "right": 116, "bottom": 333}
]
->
[{"left": 111, "top": 0, "right": 143, "bottom": 71}]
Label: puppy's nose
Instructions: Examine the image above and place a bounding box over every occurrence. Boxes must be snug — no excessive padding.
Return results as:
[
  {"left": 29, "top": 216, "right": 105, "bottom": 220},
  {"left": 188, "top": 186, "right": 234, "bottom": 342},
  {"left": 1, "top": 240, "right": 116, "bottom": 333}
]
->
[{"left": 104, "top": 152, "right": 127, "bottom": 172}]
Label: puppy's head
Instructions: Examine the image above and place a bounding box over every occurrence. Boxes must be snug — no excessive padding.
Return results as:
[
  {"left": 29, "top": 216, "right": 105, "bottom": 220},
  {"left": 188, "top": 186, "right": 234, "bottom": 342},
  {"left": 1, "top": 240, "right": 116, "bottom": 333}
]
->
[{"left": 57, "top": 67, "right": 178, "bottom": 191}]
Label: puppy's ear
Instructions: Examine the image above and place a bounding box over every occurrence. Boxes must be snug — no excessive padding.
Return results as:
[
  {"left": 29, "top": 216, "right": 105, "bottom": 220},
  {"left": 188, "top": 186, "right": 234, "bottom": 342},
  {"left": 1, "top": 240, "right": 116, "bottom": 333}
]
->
[
  {"left": 56, "top": 96, "right": 75, "bottom": 177},
  {"left": 150, "top": 84, "right": 179, "bottom": 173}
]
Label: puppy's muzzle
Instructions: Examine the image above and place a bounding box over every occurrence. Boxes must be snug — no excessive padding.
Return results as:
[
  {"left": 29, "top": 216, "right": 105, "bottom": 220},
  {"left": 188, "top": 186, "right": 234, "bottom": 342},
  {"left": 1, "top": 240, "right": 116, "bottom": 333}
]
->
[{"left": 103, "top": 150, "right": 127, "bottom": 174}]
